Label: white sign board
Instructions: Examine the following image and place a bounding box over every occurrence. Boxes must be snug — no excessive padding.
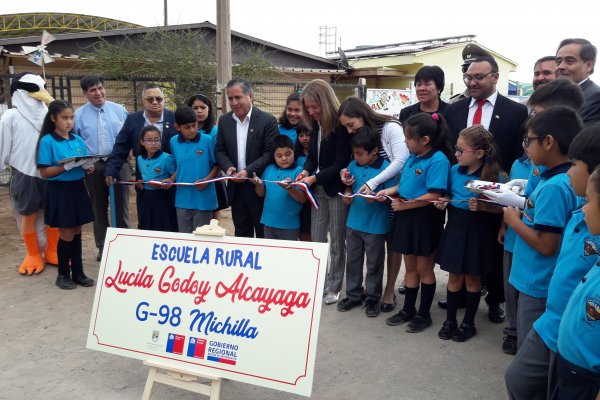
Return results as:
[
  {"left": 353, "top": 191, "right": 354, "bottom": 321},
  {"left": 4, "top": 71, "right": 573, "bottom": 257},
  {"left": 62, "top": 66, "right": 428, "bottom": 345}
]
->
[
  {"left": 366, "top": 88, "right": 413, "bottom": 118},
  {"left": 87, "top": 228, "right": 329, "bottom": 397}
]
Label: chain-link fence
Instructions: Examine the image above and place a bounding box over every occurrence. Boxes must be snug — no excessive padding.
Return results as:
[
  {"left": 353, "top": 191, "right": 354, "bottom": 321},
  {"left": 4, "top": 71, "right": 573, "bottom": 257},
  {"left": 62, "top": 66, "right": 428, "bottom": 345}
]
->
[{"left": 0, "top": 73, "right": 359, "bottom": 185}]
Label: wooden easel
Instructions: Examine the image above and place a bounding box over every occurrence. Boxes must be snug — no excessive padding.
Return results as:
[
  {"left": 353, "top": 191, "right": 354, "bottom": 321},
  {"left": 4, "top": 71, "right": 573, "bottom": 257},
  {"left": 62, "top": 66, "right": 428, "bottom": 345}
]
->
[
  {"left": 142, "top": 220, "right": 227, "bottom": 399},
  {"left": 141, "top": 360, "right": 222, "bottom": 400}
]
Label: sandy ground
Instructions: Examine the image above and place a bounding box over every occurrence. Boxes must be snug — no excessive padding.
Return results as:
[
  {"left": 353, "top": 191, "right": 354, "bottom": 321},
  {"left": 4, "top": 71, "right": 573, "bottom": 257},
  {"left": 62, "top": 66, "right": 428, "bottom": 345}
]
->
[{"left": 0, "top": 185, "right": 512, "bottom": 400}]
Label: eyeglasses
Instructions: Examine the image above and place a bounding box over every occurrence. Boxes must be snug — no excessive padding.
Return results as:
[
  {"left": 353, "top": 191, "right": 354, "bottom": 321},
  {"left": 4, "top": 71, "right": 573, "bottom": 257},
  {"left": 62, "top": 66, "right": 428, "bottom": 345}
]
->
[
  {"left": 143, "top": 139, "right": 161, "bottom": 144},
  {"left": 522, "top": 136, "right": 545, "bottom": 148},
  {"left": 144, "top": 96, "right": 164, "bottom": 103},
  {"left": 463, "top": 71, "right": 495, "bottom": 84},
  {"left": 454, "top": 146, "right": 478, "bottom": 156}
]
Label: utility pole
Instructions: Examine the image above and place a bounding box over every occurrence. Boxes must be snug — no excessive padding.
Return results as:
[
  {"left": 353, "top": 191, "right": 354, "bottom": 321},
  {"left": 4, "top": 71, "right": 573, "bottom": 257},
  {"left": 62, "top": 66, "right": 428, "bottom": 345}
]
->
[
  {"left": 164, "top": 0, "right": 168, "bottom": 26},
  {"left": 216, "top": 0, "right": 232, "bottom": 117}
]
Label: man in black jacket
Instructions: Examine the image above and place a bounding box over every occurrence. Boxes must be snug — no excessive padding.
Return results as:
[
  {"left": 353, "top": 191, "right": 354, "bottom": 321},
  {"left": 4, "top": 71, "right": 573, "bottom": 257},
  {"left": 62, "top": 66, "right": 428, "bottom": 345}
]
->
[{"left": 215, "top": 78, "right": 279, "bottom": 238}]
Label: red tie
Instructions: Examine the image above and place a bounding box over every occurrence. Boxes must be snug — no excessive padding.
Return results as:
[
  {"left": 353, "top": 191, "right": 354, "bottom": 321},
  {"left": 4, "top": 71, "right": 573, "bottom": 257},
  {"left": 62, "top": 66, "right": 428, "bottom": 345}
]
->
[{"left": 472, "top": 98, "right": 487, "bottom": 125}]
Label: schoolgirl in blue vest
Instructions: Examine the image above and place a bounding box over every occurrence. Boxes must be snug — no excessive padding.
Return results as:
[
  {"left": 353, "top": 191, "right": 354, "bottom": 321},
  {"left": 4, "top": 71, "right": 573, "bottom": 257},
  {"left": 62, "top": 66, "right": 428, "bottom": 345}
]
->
[
  {"left": 278, "top": 91, "right": 302, "bottom": 144},
  {"left": 294, "top": 122, "right": 311, "bottom": 241},
  {"left": 377, "top": 112, "right": 452, "bottom": 333},
  {"left": 555, "top": 167, "right": 600, "bottom": 400},
  {"left": 136, "top": 125, "right": 177, "bottom": 232},
  {"left": 36, "top": 100, "right": 95, "bottom": 290},
  {"left": 435, "top": 125, "right": 506, "bottom": 342}
]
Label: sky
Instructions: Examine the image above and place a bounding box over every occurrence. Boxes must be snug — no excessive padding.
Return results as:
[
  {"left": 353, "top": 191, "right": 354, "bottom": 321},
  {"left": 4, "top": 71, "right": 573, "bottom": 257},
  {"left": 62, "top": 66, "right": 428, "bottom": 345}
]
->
[{"left": 3, "top": 0, "right": 599, "bottom": 83}]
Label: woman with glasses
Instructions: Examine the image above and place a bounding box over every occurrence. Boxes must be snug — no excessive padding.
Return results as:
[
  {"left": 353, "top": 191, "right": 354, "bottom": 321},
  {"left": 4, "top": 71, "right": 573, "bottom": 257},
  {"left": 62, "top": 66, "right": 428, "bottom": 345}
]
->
[{"left": 399, "top": 66, "right": 448, "bottom": 125}]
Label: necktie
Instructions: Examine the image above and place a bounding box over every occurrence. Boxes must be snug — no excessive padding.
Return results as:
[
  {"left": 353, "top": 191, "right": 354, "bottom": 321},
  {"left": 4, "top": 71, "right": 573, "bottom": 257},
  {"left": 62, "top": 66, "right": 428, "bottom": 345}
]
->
[
  {"left": 97, "top": 109, "right": 107, "bottom": 155},
  {"left": 472, "top": 98, "right": 487, "bottom": 126}
]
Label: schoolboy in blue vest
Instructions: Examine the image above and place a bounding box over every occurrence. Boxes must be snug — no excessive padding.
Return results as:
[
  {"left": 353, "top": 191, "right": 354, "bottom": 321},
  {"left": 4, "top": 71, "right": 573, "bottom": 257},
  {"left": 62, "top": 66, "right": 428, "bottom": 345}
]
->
[
  {"left": 486, "top": 78, "right": 585, "bottom": 355},
  {"left": 502, "top": 106, "right": 583, "bottom": 352},
  {"left": 504, "top": 123, "right": 600, "bottom": 400},
  {"left": 337, "top": 127, "right": 396, "bottom": 317},
  {"left": 169, "top": 106, "right": 219, "bottom": 233},
  {"left": 555, "top": 166, "right": 600, "bottom": 400},
  {"left": 252, "top": 135, "right": 306, "bottom": 240}
]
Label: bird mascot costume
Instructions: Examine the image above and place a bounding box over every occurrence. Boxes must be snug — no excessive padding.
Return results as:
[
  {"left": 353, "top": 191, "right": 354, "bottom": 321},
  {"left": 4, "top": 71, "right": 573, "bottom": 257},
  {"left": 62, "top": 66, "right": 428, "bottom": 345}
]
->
[{"left": 0, "top": 72, "right": 56, "bottom": 274}]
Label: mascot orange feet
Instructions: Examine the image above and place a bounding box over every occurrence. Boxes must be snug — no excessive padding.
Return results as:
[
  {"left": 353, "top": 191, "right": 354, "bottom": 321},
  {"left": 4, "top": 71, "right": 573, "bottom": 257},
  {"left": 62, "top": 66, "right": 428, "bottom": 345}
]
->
[
  {"left": 45, "top": 227, "right": 59, "bottom": 265},
  {"left": 18, "top": 231, "right": 45, "bottom": 275}
]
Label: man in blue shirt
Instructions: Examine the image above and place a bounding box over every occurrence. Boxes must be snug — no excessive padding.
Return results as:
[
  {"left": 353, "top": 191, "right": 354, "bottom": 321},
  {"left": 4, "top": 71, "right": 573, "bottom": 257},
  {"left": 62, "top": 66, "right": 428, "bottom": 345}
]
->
[{"left": 74, "top": 76, "right": 129, "bottom": 261}]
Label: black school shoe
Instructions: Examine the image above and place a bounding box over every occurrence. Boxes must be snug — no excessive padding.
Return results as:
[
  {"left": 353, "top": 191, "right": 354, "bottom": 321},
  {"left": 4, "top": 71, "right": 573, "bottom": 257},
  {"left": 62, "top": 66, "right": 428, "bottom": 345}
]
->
[
  {"left": 380, "top": 294, "right": 397, "bottom": 313},
  {"left": 385, "top": 310, "right": 415, "bottom": 326},
  {"left": 502, "top": 335, "right": 517, "bottom": 355},
  {"left": 438, "top": 320, "right": 458, "bottom": 340},
  {"left": 56, "top": 274, "right": 77, "bottom": 290},
  {"left": 337, "top": 297, "right": 363, "bottom": 312},
  {"left": 364, "top": 300, "right": 380, "bottom": 317},
  {"left": 488, "top": 303, "right": 506, "bottom": 323},
  {"left": 73, "top": 273, "right": 95, "bottom": 287},
  {"left": 452, "top": 322, "right": 477, "bottom": 342},
  {"left": 406, "top": 315, "right": 433, "bottom": 333}
]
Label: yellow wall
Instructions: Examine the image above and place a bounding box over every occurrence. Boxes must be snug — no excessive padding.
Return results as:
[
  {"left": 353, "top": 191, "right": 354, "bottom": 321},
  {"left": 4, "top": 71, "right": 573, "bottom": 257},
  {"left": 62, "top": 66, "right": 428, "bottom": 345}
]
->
[{"left": 349, "top": 44, "right": 518, "bottom": 99}]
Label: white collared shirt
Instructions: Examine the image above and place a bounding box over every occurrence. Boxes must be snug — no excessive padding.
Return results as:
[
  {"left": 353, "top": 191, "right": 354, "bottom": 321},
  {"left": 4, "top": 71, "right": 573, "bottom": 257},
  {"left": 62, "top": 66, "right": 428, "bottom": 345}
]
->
[
  {"left": 232, "top": 107, "right": 253, "bottom": 170},
  {"left": 143, "top": 111, "right": 165, "bottom": 134},
  {"left": 467, "top": 91, "right": 498, "bottom": 130}
]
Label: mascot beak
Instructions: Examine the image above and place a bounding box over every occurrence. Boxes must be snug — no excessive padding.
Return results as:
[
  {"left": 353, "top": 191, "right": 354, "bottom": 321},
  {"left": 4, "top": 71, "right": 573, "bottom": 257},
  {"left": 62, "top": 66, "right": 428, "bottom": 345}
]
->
[{"left": 29, "top": 88, "right": 54, "bottom": 105}]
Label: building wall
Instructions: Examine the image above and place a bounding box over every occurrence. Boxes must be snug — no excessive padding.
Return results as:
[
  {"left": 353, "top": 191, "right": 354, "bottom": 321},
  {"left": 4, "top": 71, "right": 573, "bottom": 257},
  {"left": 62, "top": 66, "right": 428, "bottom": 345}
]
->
[{"left": 347, "top": 45, "right": 518, "bottom": 100}]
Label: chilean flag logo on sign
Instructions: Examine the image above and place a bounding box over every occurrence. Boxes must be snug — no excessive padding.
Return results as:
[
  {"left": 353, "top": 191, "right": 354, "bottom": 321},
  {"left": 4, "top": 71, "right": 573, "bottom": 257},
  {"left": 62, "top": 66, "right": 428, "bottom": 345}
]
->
[
  {"left": 165, "top": 333, "right": 185, "bottom": 355},
  {"left": 186, "top": 337, "right": 207, "bottom": 359}
]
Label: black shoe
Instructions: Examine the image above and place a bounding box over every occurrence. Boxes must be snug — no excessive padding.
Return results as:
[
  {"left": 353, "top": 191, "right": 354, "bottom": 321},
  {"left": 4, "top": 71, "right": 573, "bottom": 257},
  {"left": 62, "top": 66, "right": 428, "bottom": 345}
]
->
[
  {"left": 480, "top": 286, "right": 488, "bottom": 297},
  {"left": 397, "top": 286, "right": 406, "bottom": 295},
  {"left": 336, "top": 297, "right": 362, "bottom": 312},
  {"left": 72, "top": 273, "right": 95, "bottom": 287},
  {"left": 96, "top": 249, "right": 102, "bottom": 262},
  {"left": 452, "top": 322, "right": 477, "bottom": 342},
  {"left": 438, "top": 320, "right": 458, "bottom": 340},
  {"left": 364, "top": 300, "right": 380, "bottom": 317},
  {"left": 438, "top": 299, "right": 466, "bottom": 309},
  {"left": 406, "top": 315, "right": 433, "bottom": 333},
  {"left": 488, "top": 303, "right": 506, "bottom": 323},
  {"left": 56, "top": 275, "right": 77, "bottom": 290},
  {"left": 380, "top": 294, "right": 397, "bottom": 313},
  {"left": 502, "top": 335, "right": 517, "bottom": 355},
  {"left": 385, "top": 310, "right": 415, "bottom": 326}
]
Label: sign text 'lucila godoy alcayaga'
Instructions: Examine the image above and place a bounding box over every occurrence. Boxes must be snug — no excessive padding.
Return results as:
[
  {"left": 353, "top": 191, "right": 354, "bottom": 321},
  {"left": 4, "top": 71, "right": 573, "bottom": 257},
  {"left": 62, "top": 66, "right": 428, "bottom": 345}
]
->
[{"left": 87, "top": 228, "right": 329, "bottom": 396}]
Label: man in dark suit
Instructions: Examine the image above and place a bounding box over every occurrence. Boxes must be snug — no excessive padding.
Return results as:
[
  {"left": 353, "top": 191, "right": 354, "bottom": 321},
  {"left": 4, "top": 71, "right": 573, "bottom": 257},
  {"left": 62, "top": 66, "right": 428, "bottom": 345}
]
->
[
  {"left": 444, "top": 56, "right": 528, "bottom": 324},
  {"left": 105, "top": 84, "right": 178, "bottom": 227},
  {"left": 215, "top": 78, "right": 279, "bottom": 238},
  {"left": 445, "top": 56, "right": 528, "bottom": 173},
  {"left": 556, "top": 38, "right": 600, "bottom": 125}
]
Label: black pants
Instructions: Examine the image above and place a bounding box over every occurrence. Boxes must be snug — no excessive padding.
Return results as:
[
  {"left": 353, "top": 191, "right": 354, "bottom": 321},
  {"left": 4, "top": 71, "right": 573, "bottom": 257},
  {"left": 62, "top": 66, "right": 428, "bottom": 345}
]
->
[{"left": 230, "top": 181, "right": 264, "bottom": 238}]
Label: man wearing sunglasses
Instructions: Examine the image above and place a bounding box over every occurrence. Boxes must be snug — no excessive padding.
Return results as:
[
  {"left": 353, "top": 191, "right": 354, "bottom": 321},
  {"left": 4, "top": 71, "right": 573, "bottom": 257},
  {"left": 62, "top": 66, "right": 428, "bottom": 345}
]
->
[
  {"left": 444, "top": 56, "right": 529, "bottom": 325},
  {"left": 105, "top": 83, "right": 178, "bottom": 228}
]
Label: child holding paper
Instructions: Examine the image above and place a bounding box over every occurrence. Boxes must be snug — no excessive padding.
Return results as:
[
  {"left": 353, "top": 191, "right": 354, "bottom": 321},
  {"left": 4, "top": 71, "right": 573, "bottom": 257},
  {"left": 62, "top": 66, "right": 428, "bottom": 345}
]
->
[
  {"left": 336, "top": 127, "right": 395, "bottom": 317},
  {"left": 37, "top": 100, "right": 95, "bottom": 289},
  {"left": 252, "top": 135, "right": 306, "bottom": 240}
]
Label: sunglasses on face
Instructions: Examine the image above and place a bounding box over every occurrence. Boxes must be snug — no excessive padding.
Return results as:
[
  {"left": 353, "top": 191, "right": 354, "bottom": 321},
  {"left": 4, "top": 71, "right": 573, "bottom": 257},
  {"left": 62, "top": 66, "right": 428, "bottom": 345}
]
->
[{"left": 144, "top": 96, "right": 164, "bottom": 103}]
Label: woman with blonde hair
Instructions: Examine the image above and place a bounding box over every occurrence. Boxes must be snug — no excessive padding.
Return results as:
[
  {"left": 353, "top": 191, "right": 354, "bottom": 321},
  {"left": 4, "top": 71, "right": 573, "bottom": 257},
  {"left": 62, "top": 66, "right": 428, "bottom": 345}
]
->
[{"left": 297, "top": 79, "right": 351, "bottom": 304}]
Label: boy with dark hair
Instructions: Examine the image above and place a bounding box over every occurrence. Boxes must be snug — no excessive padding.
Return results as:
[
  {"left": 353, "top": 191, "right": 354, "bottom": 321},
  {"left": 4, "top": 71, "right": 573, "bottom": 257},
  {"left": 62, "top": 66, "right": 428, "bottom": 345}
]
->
[
  {"left": 169, "top": 106, "right": 219, "bottom": 233},
  {"left": 527, "top": 78, "right": 584, "bottom": 115},
  {"left": 252, "top": 135, "right": 306, "bottom": 240},
  {"left": 504, "top": 122, "right": 600, "bottom": 399},
  {"left": 504, "top": 106, "right": 582, "bottom": 349},
  {"left": 555, "top": 166, "right": 600, "bottom": 400},
  {"left": 337, "top": 126, "right": 396, "bottom": 317}
]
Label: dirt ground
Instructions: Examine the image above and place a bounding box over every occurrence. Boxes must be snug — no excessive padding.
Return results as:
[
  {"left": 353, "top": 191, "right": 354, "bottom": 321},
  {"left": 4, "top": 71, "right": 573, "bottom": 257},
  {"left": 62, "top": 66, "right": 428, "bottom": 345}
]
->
[{"left": 0, "top": 185, "right": 512, "bottom": 400}]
